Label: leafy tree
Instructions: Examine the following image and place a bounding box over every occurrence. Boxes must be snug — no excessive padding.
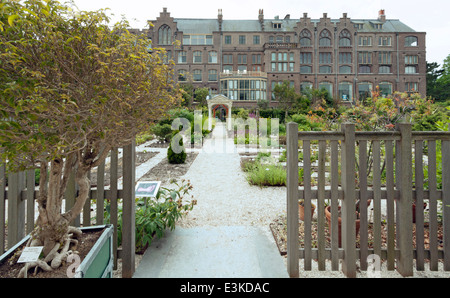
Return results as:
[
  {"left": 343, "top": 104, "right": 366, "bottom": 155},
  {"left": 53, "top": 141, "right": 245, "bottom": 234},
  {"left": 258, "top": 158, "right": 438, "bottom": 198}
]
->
[
  {"left": 273, "top": 80, "right": 300, "bottom": 121},
  {"left": 426, "top": 62, "right": 444, "bottom": 101},
  {"left": 194, "top": 87, "right": 210, "bottom": 107},
  {"left": 0, "top": 0, "right": 180, "bottom": 276}
]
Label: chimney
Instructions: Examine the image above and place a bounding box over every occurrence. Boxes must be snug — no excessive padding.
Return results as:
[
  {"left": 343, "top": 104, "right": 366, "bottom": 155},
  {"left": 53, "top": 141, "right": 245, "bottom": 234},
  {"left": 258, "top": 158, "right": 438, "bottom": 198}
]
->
[
  {"left": 258, "top": 9, "right": 265, "bottom": 31},
  {"left": 378, "top": 9, "right": 386, "bottom": 22},
  {"left": 218, "top": 9, "right": 223, "bottom": 31}
]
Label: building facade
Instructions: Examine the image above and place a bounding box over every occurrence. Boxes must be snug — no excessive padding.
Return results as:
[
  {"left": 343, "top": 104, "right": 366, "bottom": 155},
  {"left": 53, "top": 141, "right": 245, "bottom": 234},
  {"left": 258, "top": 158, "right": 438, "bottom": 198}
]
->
[{"left": 135, "top": 8, "right": 426, "bottom": 108}]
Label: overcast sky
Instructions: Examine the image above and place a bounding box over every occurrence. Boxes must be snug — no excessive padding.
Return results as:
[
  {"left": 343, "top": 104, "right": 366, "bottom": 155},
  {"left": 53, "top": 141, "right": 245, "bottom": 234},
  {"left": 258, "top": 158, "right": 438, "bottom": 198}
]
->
[{"left": 70, "top": 0, "right": 450, "bottom": 65}]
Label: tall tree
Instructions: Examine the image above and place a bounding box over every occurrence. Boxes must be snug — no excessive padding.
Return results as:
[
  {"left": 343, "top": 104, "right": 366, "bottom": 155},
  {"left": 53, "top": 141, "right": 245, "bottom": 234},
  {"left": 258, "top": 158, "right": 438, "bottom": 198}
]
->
[
  {"left": 273, "top": 80, "right": 299, "bottom": 121},
  {"left": 0, "top": 0, "right": 181, "bottom": 276}
]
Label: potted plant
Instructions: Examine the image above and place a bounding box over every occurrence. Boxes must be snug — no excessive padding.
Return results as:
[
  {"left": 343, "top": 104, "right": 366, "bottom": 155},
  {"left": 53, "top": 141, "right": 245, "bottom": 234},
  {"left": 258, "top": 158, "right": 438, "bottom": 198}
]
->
[
  {"left": 324, "top": 199, "right": 371, "bottom": 247},
  {"left": 298, "top": 199, "right": 316, "bottom": 222},
  {"left": 0, "top": 0, "right": 180, "bottom": 277}
]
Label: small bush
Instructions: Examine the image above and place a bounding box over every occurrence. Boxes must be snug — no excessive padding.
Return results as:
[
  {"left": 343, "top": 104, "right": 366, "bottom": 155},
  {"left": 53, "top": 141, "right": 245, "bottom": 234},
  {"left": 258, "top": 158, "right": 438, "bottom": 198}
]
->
[{"left": 167, "top": 134, "right": 187, "bottom": 164}]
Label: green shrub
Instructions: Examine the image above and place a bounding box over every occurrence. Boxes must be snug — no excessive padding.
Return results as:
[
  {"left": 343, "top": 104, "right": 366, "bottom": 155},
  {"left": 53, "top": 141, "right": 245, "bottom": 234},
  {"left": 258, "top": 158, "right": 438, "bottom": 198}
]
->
[
  {"left": 151, "top": 123, "right": 173, "bottom": 142},
  {"left": 111, "top": 179, "right": 196, "bottom": 253},
  {"left": 167, "top": 133, "right": 187, "bottom": 164}
]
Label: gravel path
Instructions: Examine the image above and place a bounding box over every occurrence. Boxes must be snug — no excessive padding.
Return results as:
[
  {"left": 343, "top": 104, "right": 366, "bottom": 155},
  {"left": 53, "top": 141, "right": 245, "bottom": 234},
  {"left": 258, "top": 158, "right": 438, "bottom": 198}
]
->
[{"left": 178, "top": 123, "right": 286, "bottom": 242}]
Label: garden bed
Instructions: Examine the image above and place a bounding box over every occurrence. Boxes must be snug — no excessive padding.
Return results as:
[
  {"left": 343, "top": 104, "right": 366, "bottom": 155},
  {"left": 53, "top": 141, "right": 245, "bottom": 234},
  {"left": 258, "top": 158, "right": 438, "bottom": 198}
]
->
[
  {"left": 0, "top": 227, "right": 104, "bottom": 278},
  {"left": 269, "top": 214, "right": 444, "bottom": 256}
]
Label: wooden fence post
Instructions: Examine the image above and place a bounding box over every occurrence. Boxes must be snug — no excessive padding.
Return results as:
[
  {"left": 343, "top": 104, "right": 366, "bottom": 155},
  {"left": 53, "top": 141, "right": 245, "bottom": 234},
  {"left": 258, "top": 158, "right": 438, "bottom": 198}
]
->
[
  {"left": 395, "top": 123, "right": 413, "bottom": 276},
  {"left": 109, "top": 148, "right": 119, "bottom": 270},
  {"left": 0, "top": 162, "right": 5, "bottom": 254},
  {"left": 443, "top": 124, "right": 450, "bottom": 270},
  {"left": 286, "top": 122, "right": 299, "bottom": 278},
  {"left": 122, "top": 141, "right": 136, "bottom": 278},
  {"left": 341, "top": 123, "right": 356, "bottom": 278}
]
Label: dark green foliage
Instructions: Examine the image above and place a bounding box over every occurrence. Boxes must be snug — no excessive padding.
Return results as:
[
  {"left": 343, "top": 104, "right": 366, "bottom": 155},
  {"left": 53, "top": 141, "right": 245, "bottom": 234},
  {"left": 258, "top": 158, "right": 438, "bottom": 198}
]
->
[{"left": 167, "top": 132, "right": 187, "bottom": 164}]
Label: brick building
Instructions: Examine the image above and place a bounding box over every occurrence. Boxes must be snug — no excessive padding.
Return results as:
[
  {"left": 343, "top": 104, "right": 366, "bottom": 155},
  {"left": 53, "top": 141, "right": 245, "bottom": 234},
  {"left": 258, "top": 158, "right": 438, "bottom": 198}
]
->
[{"left": 134, "top": 8, "right": 426, "bottom": 108}]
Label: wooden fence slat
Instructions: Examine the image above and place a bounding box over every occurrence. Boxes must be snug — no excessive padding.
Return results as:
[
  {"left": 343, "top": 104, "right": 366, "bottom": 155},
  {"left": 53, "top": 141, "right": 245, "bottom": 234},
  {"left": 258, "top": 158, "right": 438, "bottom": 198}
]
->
[
  {"left": 414, "top": 140, "right": 425, "bottom": 270},
  {"left": 341, "top": 123, "right": 356, "bottom": 277},
  {"left": 442, "top": 128, "right": 450, "bottom": 270},
  {"left": 330, "top": 140, "right": 339, "bottom": 270},
  {"left": 396, "top": 123, "right": 413, "bottom": 277},
  {"left": 428, "top": 140, "right": 438, "bottom": 271},
  {"left": 317, "top": 140, "right": 326, "bottom": 270},
  {"left": 7, "top": 172, "right": 19, "bottom": 249},
  {"left": 26, "top": 169, "right": 35, "bottom": 234},
  {"left": 286, "top": 122, "right": 299, "bottom": 277},
  {"left": 96, "top": 161, "right": 105, "bottom": 225},
  {"left": 385, "top": 140, "right": 395, "bottom": 270},
  {"left": 110, "top": 148, "right": 119, "bottom": 269},
  {"left": 122, "top": 141, "right": 136, "bottom": 278},
  {"left": 83, "top": 171, "right": 91, "bottom": 227},
  {"left": 373, "top": 140, "right": 382, "bottom": 258},
  {"left": 358, "top": 140, "right": 368, "bottom": 271},
  {"left": 303, "top": 139, "right": 312, "bottom": 271},
  {"left": 0, "top": 162, "right": 5, "bottom": 254}
]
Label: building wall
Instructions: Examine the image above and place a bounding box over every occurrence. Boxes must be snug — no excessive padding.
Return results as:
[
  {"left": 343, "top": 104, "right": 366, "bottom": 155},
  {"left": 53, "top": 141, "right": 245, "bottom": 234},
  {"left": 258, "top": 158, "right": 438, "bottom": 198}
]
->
[{"left": 143, "top": 8, "right": 426, "bottom": 108}]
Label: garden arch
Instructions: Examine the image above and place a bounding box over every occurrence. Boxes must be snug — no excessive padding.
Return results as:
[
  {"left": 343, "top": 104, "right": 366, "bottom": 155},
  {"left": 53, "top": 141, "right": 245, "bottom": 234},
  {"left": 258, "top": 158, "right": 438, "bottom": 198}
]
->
[{"left": 207, "top": 94, "right": 233, "bottom": 130}]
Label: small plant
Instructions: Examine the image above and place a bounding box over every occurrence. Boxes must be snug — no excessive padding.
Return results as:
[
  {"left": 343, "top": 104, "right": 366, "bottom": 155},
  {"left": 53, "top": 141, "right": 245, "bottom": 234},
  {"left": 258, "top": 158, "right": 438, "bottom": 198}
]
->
[
  {"left": 167, "top": 133, "right": 187, "bottom": 164},
  {"left": 113, "top": 179, "right": 196, "bottom": 253}
]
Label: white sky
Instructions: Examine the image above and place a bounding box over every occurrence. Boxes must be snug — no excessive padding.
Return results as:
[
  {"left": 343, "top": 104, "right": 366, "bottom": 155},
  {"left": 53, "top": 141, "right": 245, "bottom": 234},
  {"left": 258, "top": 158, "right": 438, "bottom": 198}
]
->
[{"left": 70, "top": 0, "right": 450, "bottom": 66}]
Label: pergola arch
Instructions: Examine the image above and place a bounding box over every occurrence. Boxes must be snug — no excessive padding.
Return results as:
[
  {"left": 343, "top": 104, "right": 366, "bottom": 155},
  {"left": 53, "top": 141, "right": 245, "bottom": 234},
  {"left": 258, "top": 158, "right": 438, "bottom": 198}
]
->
[{"left": 207, "top": 94, "right": 233, "bottom": 130}]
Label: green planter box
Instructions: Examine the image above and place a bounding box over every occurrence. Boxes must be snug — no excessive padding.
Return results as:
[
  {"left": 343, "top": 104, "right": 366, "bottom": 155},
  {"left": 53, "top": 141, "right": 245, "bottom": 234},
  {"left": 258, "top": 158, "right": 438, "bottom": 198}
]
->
[{"left": 0, "top": 224, "right": 114, "bottom": 278}]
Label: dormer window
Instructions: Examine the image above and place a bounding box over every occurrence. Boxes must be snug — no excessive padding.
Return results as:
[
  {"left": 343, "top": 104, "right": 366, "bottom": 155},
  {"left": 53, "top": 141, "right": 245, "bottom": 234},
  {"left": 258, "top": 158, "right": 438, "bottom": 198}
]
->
[{"left": 272, "top": 22, "right": 282, "bottom": 29}]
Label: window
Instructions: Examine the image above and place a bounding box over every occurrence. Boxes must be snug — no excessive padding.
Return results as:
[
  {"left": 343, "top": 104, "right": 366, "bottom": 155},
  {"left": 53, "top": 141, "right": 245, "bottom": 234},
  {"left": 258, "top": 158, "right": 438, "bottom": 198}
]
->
[
  {"left": 178, "top": 70, "right": 186, "bottom": 81},
  {"left": 300, "top": 82, "right": 313, "bottom": 94},
  {"left": 405, "top": 55, "right": 418, "bottom": 64},
  {"left": 378, "top": 36, "right": 392, "bottom": 46},
  {"left": 319, "top": 29, "right": 331, "bottom": 46},
  {"left": 193, "top": 70, "right": 202, "bottom": 82},
  {"left": 253, "top": 35, "right": 260, "bottom": 44},
  {"left": 339, "top": 82, "right": 353, "bottom": 101},
  {"left": 238, "top": 65, "right": 247, "bottom": 72},
  {"left": 358, "top": 36, "right": 372, "bottom": 46},
  {"left": 276, "top": 36, "right": 283, "bottom": 43},
  {"left": 300, "top": 53, "right": 312, "bottom": 64},
  {"left": 273, "top": 23, "right": 282, "bottom": 29},
  {"left": 379, "top": 82, "right": 392, "bottom": 97},
  {"left": 339, "top": 65, "right": 352, "bottom": 74},
  {"left": 405, "top": 66, "right": 417, "bottom": 74},
  {"left": 208, "top": 51, "right": 218, "bottom": 63},
  {"left": 353, "top": 22, "right": 364, "bottom": 30},
  {"left": 358, "top": 52, "right": 372, "bottom": 64},
  {"left": 239, "top": 35, "right": 246, "bottom": 44},
  {"left": 183, "top": 35, "right": 213, "bottom": 45},
  {"left": 289, "top": 52, "right": 294, "bottom": 61},
  {"left": 286, "top": 36, "right": 291, "bottom": 43},
  {"left": 319, "top": 52, "right": 332, "bottom": 64},
  {"left": 223, "top": 65, "right": 232, "bottom": 72},
  {"left": 379, "top": 66, "right": 391, "bottom": 73},
  {"left": 319, "top": 65, "right": 332, "bottom": 73},
  {"left": 208, "top": 70, "right": 217, "bottom": 81},
  {"left": 319, "top": 82, "right": 333, "bottom": 97},
  {"left": 269, "top": 36, "right": 274, "bottom": 43},
  {"left": 178, "top": 51, "right": 187, "bottom": 64},
  {"left": 161, "top": 50, "right": 172, "bottom": 64},
  {"left": 300, "top": 66, "right": 312, "bottom": 74},
  {"left": 300, "top": 29, "right": 312, "bottom": 46},
  {"left": 271, "top": 63, "right": 276, "bottom": 72},
  {"left": 405, "top": 36, "right": 418, "bottom": 47},
  {"left": 225, "top": 35, "right": 232, "bottom": 44},
  {"left": 158, "top": 25, "right": 171, "bottom": 45},
  {"left": 223, "top": 54, "right": 233, "bottom": 64},
  {"left": 271, "top": 53, "right": 276, "bottom": 61},
  {"left": 238, "top": 54, "right": 247, "bottom": 64},
  {"left": 339, "top": 29, "right": 352, "bottom": 47},
  {"left": 405, "top": 82, "right": 418, "bottom": 92},
  {"left": 378, "top": 52, "right": 391, "bottom": 64},
  {"left": 358, "top": 82, "right": 373, "bottom": 100},
  {"left": 359, "top": 65, "right": 371, "bottom": 73},
  {"left": 193, "top": 51, "right": 202, "bottom": 63},
  {"left": 252, "top": 54, "right": 261, "bottom": 64},
  {"left": 339, "top": 52, "right": 352, "bottom": 64}
]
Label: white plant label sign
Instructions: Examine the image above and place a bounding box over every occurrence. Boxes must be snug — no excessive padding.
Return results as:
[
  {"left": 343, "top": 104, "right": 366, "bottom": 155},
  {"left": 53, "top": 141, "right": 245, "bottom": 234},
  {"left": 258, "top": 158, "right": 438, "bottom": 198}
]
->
[{"left": 17, "top": 246, "right": 44, "bottom": 263}]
